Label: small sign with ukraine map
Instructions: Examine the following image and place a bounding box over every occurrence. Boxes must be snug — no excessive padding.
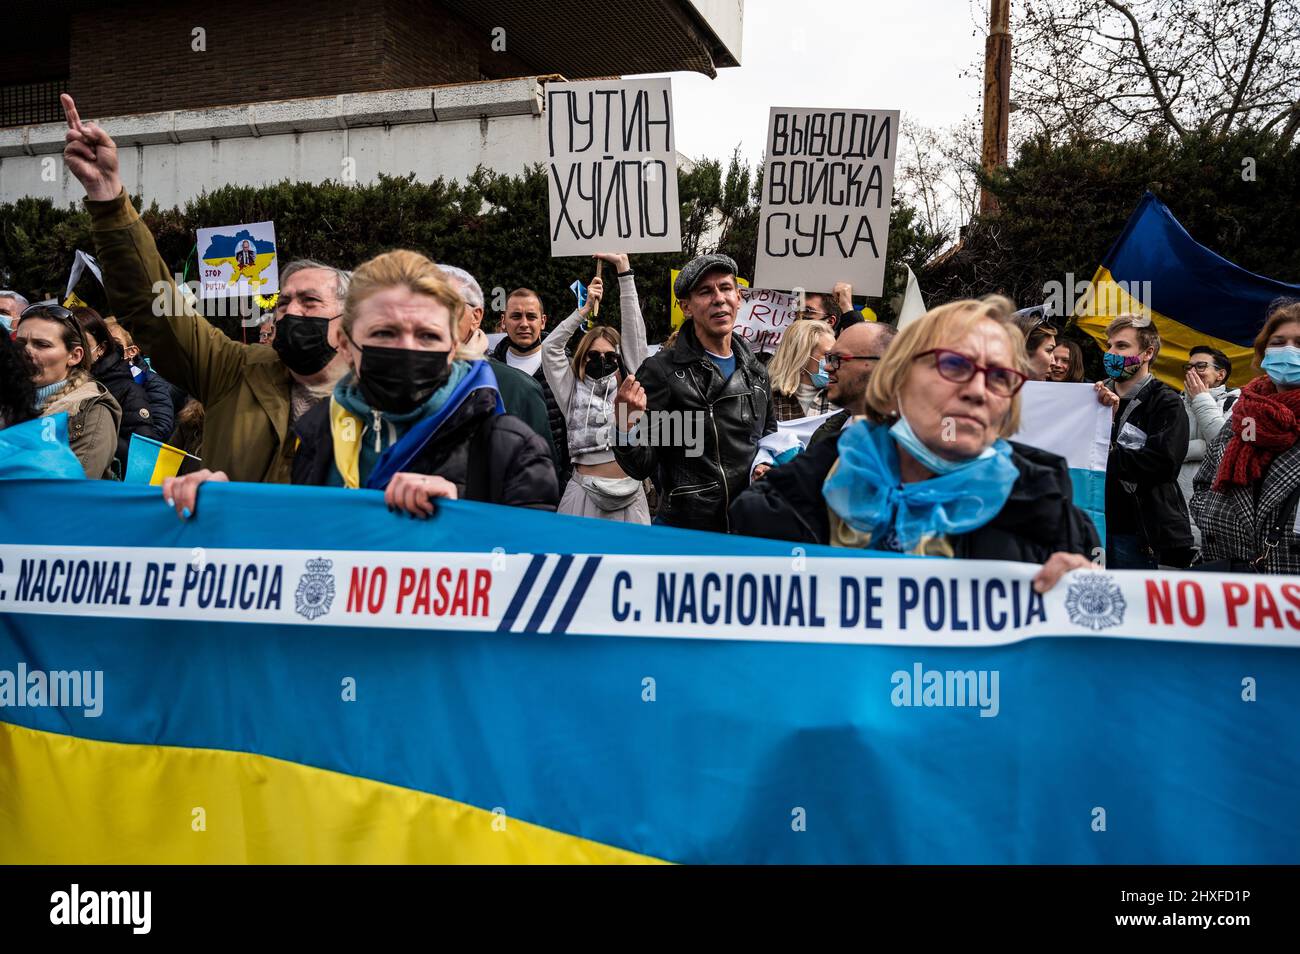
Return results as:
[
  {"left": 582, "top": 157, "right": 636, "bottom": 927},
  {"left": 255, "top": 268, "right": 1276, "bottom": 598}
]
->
[{"left": 196, "top": 220, "right": 279, "bottom": 300}]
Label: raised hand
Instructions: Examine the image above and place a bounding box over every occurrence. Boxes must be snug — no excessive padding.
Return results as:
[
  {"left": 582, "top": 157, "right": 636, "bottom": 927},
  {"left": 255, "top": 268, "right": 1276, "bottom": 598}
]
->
[
  {"left": 582, "top": 274, "right": 604, "bottom": 318},
  {"left": 592, "top": 252, "right": 630, "bottom": 273},
  {"left": 61, "top": 94, "right": 121, "bottom": 201},
  {"left": 613, "top": 373, "right": 647, "bottom": 432}
]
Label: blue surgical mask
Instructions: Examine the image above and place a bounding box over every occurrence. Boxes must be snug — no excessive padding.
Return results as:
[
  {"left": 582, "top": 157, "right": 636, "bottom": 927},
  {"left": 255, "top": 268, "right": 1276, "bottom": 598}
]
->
[
  {"left": 1261, "top": 346, "right": 1300, "bottom": 387},
  {"left": 889, "top": 405, "right": 995, "bottom": 475},
  {"left": 0, "top": 315, "right": 11, "bottom": 336},
  {"left": 809, "top": 358, "right": 829, "bottom": 390}
]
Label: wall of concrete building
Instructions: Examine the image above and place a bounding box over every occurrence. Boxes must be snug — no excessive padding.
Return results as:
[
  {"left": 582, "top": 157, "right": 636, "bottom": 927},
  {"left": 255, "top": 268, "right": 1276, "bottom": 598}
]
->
[{"left": 0, "top": 79, "right": 558, "bottom": 209}]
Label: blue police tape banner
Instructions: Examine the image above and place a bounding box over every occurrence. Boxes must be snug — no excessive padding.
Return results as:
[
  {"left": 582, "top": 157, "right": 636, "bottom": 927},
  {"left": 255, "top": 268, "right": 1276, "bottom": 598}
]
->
[{"left": 2, "top": 479, "right": 1299, "bottom": 863}]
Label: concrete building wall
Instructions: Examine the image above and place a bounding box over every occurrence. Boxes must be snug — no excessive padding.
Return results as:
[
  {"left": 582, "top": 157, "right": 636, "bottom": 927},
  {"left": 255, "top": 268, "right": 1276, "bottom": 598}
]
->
[{"left": 0, "top": 79, "right": 562, "bottom": 209}]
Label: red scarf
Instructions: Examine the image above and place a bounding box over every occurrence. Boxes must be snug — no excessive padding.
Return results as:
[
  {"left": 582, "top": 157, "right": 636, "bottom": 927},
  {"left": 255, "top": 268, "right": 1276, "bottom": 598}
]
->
[{"left": 1213, "top": 375, "right": 1300, "bottom": 491}]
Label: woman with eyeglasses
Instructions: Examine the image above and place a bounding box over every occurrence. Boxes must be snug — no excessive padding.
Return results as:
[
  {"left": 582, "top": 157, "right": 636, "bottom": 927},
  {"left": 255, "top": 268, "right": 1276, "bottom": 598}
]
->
[
  {"left": 541, "top": 253, "right": 650, "bottom": 523},
  {"left": 730, "top": 297, "right": 1099, "bottom": 588},
  {"left": 766, "top": 319, "right": 836, "bottom": 421},
  {"left": 1178, "top": 346, "right": 1238, "bottom": 542},
  {"left": 14, "top": 304, "right": 122, "bottom": 478}
]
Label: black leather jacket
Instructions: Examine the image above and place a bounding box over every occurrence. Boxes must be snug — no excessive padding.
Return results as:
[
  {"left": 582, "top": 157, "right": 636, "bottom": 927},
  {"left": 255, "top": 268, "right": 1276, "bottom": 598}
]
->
[{"left": 614, "top": 321, "right": 777, "bottom": 533}]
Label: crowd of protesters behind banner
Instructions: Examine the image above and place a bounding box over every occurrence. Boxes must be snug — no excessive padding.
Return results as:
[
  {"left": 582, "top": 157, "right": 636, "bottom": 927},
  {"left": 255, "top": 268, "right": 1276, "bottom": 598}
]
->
[{"left": 4, "top": 94, "right": 1300, "bottom": 587}]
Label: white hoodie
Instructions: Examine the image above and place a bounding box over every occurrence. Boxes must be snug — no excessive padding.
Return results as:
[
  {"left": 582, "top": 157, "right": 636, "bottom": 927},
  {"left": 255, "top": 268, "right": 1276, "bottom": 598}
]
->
[{"left": 1180, "top": 383, "right": 1240, "bottom": 524}]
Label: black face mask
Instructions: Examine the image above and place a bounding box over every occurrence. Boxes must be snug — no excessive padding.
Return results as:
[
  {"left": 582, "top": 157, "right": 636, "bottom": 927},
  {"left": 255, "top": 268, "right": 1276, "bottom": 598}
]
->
[
  {"left": 584, "top": 351, "right": 622, "bottom": 381},
  {"left": 273, "top": 314, "right": 337, "bottom": 375},
  {"left": 355, "top": 343, "right": 452, "bottom": 414}
]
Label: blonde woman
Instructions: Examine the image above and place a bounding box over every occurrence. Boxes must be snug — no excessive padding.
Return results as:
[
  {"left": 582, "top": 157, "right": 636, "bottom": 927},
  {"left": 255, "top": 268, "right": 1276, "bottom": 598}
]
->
[
  {"left": 766, "top": 319, "right": 835, "bottom": 420},
  {"left": 731, "top": 296, "right": 1098, "bottom": 588},
  {"left": 157, "top": 250, "right": 558, "bottom": 519},
  {"left": 542, "top": 252, "right": 650, "bottom": 522}
]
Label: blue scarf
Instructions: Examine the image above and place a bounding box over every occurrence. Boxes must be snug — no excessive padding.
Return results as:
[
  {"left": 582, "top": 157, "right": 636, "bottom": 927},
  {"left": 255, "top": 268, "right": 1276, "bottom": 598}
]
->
[
  {"left": 821, "top": 419, "right": 1019, "bottom": 552},
  {"left": 34, "top": 378, "right": 69, "bottom": 409}
]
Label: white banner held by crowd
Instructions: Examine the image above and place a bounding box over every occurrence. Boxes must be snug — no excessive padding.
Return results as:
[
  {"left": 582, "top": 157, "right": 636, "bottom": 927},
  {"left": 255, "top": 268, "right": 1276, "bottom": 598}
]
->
[
  {"left": 545, "top": 78, "right": 682, "bottom": 257},
  {"left": 754, "top": 106, "right": 899, "bottom": 296},
  {"left": 2, "top": 543, "right": 1296, "bottom": 650}
]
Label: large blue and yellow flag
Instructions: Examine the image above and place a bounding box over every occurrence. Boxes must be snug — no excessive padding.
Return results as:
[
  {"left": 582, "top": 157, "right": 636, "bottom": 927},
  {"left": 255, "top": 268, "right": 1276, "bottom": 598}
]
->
[
  {"left": 1075, "top": 191, "right": 1300, "bottom": 389},
  {"left": 2, "top": 479, "right": 1299, "bottom": 863}
]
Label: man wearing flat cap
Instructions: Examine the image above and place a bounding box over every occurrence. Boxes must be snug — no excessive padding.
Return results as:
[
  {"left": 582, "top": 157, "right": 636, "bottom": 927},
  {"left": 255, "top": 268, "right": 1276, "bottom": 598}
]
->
[{"left": 613, "top": 253, "right": 777, "bottom": 533}]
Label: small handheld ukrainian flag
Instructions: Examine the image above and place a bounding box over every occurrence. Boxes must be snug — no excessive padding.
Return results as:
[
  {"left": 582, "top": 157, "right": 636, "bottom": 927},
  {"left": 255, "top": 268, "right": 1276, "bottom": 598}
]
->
[{"left": 124, "top": 433, "right": 201, "bottom": 485}]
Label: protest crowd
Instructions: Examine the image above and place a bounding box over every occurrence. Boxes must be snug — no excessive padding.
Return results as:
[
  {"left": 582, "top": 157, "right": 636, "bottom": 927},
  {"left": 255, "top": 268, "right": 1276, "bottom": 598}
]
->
[{"left": 4, "top": 94, "right": 1300, "bottom": 583}]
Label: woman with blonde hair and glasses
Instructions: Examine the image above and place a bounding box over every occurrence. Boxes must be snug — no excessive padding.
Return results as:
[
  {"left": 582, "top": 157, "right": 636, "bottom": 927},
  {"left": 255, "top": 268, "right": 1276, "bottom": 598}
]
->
[
  {"left": 542, "top": 251, "right": 650, "bottom": 522},
  {"left": 731, "top": 296, "right": 1099, "bottom": 589},
  {"left": 766, "top": 318, "right": 836, "bottom": 420}
]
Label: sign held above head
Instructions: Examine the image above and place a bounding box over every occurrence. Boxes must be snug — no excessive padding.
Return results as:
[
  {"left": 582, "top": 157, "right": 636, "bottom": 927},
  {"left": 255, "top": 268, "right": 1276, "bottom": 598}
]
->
[
  {"left": 754, "top": 106, "right": 900, "bottom": 297},
  {"left": 545, "top": 78, "right": 683, "bottom": 257}
]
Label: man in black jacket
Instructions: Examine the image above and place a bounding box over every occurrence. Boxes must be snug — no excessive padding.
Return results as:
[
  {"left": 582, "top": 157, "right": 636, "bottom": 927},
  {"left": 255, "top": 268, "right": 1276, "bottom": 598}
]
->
[
  {"left": 490, "top": 288, "right": 571, "bottom": 483},
  {"left": 1094, "top": 315, "right": 1194, "bottom": 568},
  {"left": 613, "top": 253, "right": 777, "bottom": 533}
]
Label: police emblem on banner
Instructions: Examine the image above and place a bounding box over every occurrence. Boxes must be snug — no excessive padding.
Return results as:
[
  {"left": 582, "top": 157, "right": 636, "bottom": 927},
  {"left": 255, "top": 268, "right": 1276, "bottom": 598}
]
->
[
  {"left": 1064, "top": 574, "right": 1126, "bottom": 631},
  {"left": 295, "top": 558, "right": 335, "bottom": 621}
]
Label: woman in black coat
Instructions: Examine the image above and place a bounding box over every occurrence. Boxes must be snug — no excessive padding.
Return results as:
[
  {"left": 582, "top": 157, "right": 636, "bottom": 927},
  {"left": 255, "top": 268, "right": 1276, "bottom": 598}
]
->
[
  {"left": 730, "top": 297, "right": 1100, "bottom": 589},
  {"left": 75, "top": 306, "right": 163, "bottom": 470},
  {"left": 153, "top": 250, "right": 558, "bottom": 520}
]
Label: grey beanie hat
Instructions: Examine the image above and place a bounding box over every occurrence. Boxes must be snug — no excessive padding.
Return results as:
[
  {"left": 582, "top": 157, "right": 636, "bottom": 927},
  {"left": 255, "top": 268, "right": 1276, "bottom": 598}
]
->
[{"left": 674, "top": 253, "right": 739, "bottom": 299}]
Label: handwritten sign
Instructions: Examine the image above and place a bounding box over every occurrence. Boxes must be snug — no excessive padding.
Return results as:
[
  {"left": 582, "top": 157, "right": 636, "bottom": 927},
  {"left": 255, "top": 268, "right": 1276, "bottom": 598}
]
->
[
  {"left": 734, "top": 287, "right": 800, "bottom": 355},
  {"left": 546, "top": 79, "right": 682, "bottom": 257},
  {"left": 754, "top": 107, "right": 899, "bottom": 296}
]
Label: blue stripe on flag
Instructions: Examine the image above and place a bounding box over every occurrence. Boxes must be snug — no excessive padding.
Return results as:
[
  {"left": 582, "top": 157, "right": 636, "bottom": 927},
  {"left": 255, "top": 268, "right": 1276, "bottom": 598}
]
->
[
  {"left": 524, "top": 554, "right": 574, "bottom": 633},
  {"left": 497, "top": 553, "right": 548, "bottom": 632},
  {"left": 551, "top": 556, "right": 603, "bottom": 635}
]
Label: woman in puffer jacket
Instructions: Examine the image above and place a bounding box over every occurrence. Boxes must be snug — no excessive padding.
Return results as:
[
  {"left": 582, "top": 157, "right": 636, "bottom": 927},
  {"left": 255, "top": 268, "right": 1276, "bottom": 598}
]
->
[
  {"left": 1179, "top": 345, "right": 1240, "bottom": 543},
  {"left": 541, "top": 252, "right": 651, "bottom": 523}
]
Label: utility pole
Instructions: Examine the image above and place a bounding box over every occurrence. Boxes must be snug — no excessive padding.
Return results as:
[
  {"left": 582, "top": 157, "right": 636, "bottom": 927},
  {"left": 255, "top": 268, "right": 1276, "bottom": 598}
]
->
[{"left": 980, "top": 0, "right": 1011, "bottom": 214}]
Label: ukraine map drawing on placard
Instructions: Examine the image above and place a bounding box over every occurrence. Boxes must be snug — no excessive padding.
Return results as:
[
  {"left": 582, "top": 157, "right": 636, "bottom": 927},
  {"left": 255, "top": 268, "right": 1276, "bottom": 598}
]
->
[{"left": 201, "top": 229, "right": 277, "bottom": 289}]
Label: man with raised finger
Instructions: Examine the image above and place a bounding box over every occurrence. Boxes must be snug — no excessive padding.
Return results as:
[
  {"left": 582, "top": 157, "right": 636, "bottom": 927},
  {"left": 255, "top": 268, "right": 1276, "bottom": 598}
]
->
[{"left": 60, "top": 93, "right": 349, "bottom": 483}]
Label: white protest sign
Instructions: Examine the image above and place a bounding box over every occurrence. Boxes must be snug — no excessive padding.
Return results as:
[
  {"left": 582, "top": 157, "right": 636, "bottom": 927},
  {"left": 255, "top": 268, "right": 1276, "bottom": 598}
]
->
[
  {"left": 546, "top": 78, "right": 682, "bottom": 257},
  {"left": 754, "top": 107, "right": 899, "bottom": 296},
  {"left": 65, "top": 250, "right": 103, "bottom": 301},
  {"left": 734, "top": 287, "right": 800, "bottom": 355},
  {"left": 196, "top": 221, "right": 279, "bottom": 300}
]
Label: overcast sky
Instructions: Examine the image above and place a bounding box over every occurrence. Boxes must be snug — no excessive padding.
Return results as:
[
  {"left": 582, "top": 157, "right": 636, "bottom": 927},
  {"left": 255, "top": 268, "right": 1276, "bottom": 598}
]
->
[{"left": 647, "top": 0, "right": 987, "bottom": 167}]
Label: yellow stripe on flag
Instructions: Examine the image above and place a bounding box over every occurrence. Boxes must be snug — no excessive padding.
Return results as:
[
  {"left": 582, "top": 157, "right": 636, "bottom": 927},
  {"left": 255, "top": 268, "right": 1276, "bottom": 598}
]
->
[
  {"left": 148, "top": 444, "right": 187, "bottom": 485},
  {"left": 0, "top": 721, "right": 666, "bottom": 864},
  {"left": 1075, "top": 267, "right": 1258, "bottom": 390}
]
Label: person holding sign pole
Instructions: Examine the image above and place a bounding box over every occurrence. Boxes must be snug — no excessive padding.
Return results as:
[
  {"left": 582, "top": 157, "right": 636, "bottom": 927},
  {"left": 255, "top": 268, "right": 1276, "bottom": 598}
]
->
[
  {"left": 542, "top": 253, "right": 650, "bottom": 523},
  {"left": 729, "top": 296, "right": 1099, "bottom": 588},
  {"left": 613, "top": 253, "right": 778, "bottom": 533}
]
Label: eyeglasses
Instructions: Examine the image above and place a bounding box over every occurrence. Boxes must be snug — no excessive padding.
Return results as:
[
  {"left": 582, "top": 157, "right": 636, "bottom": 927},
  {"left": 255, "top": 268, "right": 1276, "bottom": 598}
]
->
[
  {"left": 1183, "top": 361, "right": 1214, "bottom": 372},
  {"left": 824, "top": 353, "right": 881, "bottom": 371},
  {"left": 798, "top": 309, "right": 830, "bottom": 320},
  {"left": 916, "top": 349, "right": 1028, "bottom": 397}
]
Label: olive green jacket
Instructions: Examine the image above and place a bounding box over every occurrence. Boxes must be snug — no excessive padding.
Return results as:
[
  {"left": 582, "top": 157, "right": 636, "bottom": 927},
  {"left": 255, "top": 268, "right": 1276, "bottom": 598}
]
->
[
  {"left": 86, "top": 190, "right": 295, "bottom": 483},
  {"left": 42, "top": 376, "right": 122, "bottom": 479}
]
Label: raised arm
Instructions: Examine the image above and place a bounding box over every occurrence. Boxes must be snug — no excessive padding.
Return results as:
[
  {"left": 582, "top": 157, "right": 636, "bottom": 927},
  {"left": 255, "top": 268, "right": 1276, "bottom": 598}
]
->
[{"left": 61, "top": 94, "right": 251, "bottom": 405}]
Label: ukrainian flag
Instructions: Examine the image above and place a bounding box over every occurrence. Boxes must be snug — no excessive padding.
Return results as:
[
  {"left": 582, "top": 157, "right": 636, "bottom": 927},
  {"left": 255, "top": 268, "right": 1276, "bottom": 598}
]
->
[
  {"left": 123, "top": 433, "right": 199, "bottom": 485},
  {"left": 1075, "top": 191, "right": 1300, "bottom": 390}
]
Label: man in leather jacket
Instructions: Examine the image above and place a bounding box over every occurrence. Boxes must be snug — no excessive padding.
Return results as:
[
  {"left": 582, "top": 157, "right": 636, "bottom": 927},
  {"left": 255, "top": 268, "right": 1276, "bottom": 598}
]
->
[{"left": 612, "top": 254, "right": 777, "bottom": 533}]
